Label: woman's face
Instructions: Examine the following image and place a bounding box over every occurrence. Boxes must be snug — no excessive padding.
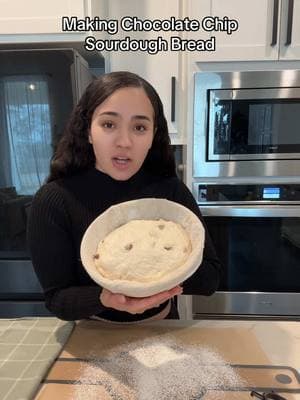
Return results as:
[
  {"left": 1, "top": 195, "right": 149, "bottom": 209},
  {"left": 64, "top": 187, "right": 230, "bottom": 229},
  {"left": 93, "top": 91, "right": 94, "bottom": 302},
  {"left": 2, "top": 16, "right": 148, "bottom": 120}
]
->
[{"left": 89, "top": 86, "right": 155, "bottom": 181}]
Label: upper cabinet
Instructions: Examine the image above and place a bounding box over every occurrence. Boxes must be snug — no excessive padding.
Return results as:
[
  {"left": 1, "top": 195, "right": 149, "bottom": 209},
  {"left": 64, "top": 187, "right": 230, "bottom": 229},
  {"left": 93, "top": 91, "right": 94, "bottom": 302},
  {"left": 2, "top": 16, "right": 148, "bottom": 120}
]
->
[
  {"left": 279, "top": 0, "right": 300, "bottom": 59},
  {"left": 189, "top": 0, "right": 300, "bottom": 61},
  {"left": 0, "top": 0, "right": 108, "bottom": 38},
  {"left": 0, "top": 0, "right": 85, "bottom": 34},
  {"left": 107, "top": 0, "right": 180, "bottom": 138}
]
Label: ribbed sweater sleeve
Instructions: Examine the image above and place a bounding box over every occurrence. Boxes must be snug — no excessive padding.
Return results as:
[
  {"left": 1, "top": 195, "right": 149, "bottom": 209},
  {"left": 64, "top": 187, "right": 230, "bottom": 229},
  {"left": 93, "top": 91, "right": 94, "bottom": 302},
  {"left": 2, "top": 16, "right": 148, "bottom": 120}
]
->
[{"left": 27, "top": 184, "right": 104, "bottom": 320}]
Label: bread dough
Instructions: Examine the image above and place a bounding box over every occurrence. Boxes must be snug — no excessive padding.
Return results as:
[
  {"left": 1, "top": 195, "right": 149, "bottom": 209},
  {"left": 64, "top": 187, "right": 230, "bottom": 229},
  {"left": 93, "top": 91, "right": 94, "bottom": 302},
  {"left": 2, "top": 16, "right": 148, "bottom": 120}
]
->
[
  {"left": 94, "top": 219, "right": 192, "bottom": 283},
  {"left": 81, "top": 198, "right": 205, "bottom": 297}
]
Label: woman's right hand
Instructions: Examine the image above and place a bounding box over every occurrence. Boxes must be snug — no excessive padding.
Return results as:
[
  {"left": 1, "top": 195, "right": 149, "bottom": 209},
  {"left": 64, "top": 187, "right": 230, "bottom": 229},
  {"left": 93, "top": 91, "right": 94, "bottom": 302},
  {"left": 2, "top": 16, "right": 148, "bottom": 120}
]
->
[{"left": 100, "top": 286, "right": 182, "bottom": 314}]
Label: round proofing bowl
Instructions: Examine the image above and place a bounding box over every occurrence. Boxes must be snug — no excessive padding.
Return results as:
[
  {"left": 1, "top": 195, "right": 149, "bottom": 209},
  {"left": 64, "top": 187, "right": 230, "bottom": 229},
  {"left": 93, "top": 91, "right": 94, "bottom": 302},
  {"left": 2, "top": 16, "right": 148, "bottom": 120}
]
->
[{"left": 80, "top": 198, "right": 205, "bottom": 297}]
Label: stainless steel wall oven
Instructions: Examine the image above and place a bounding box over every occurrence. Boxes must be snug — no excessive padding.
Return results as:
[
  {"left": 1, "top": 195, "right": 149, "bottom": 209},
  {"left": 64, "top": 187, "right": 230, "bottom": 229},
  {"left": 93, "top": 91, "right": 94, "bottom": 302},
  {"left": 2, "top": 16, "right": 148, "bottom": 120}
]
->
[{"left": 192, "top": 70, "right": 300, "bottom": 319}]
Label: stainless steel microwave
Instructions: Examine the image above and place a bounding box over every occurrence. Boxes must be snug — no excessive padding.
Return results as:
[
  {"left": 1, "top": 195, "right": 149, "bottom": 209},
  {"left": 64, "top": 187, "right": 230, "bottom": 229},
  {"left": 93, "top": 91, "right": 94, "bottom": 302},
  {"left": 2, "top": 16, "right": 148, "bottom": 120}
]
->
[{"left": 193, "top": 69, "right": 300, "bottom": 179}]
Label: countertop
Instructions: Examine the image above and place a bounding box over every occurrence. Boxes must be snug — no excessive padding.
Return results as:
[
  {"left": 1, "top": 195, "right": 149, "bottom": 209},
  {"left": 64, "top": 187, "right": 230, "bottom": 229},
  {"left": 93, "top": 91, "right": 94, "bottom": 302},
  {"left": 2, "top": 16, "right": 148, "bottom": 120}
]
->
[{"left": 35, "top": 319, "right": 300, "bottom": 400}]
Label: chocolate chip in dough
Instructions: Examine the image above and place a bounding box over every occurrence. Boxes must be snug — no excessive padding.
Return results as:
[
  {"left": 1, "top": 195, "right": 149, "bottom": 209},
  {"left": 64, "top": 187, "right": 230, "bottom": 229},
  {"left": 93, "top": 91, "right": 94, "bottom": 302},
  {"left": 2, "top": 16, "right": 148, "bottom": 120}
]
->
[
  {"left": 164, "top": 246, "right": 173, "bottom": 251},
  {"left": 124, "top": 243, "right": 133, "bottom": 251}
]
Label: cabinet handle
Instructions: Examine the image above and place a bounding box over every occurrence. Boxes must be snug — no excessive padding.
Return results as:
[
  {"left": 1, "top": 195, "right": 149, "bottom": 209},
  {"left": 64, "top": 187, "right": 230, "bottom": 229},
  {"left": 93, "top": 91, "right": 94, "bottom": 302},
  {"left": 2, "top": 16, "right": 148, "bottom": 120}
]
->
[
  {"left": 285, "top": 0, "right": 294, "bottom": 46},
  {"left": 171, "top": 76, "right": 176, "bottom": 122},
  {"left": 271, "top": 0, "right": 279, "bottom": 46}
]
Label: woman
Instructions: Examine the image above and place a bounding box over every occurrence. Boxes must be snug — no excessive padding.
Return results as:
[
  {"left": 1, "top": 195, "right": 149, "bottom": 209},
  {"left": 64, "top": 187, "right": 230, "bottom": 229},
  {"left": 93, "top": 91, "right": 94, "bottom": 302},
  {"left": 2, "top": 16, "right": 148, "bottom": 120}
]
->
[{"left": 27, "top": 71, "right": 221, "bottom": 322}]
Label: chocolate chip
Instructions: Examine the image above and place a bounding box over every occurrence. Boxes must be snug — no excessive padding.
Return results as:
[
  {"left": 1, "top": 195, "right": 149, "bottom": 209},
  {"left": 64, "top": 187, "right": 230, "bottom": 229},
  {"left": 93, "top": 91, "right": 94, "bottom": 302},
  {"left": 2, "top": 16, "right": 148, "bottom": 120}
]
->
[
  {"left": 164, "top": 246, "right": 173, "bottom": 251},
  {"left": 93, "top": 254, "right": 99, "bottom": 259},
  {"left": 125, "top": 243, "right": 133, "bottom": 251}
]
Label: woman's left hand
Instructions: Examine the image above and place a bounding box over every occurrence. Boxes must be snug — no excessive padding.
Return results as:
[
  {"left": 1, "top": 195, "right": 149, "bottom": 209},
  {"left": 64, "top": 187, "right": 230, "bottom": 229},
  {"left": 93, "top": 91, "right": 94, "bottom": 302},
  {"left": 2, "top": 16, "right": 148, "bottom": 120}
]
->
[{"left": 100, "top": 286, "right": 183, "bottom": 314}]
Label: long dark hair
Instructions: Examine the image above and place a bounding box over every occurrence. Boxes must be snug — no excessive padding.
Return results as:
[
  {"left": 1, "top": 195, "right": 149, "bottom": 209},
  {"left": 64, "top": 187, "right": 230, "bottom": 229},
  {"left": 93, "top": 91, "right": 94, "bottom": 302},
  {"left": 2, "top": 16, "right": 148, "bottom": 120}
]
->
[{"left": 47, "top": 71, "right": 176, "bottom": 182}]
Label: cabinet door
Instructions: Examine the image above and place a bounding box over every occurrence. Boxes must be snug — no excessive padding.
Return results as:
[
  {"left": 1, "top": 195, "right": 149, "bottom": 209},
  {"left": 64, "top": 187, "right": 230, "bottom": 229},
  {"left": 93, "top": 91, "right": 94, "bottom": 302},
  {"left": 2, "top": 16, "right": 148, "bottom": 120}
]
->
[
  {"left": 108, "top": 0, "right": 179, "bottom": 136},
  {"left": 189, "top": 0, "right": 279, "bottom": 61},
  {"left": 279, "top": 0, "right": 300, "bottom": 59},
  {"left": 0, "top": 0, "right": 85, "bottom": 34}
]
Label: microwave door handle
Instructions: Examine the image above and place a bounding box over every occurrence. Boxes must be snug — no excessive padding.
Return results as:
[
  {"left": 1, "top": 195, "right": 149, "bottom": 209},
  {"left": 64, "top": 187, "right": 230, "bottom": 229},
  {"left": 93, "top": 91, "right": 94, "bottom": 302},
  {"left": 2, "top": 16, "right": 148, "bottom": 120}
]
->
[
  {"left": 285, "top": 0, "right": 294, "bottom": 46},
  {"left": 271, "top": 0, "right": 279, "bottom": 46}
]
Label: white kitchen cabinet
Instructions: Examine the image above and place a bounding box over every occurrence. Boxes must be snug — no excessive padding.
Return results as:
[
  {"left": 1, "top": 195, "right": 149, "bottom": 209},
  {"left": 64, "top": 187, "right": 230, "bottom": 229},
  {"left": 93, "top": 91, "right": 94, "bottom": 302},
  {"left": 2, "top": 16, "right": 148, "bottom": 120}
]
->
[
  {"left": 107, "top": 0, "right": 180, "bottom": 139},
  {"left": 188, "top": 0, "right": 279, "bottom": 61},
  {"left": 279, "top": 0, "right": 300, "bottom": 59},
  {"left": 0, "top": 0, "right": 107, "bottom": 38},
  {"left": 0, "top": 0, "right": 84, "bottom": 34},
  {"left": 188, "top": 0, "right": 300, "bottom": 61}
]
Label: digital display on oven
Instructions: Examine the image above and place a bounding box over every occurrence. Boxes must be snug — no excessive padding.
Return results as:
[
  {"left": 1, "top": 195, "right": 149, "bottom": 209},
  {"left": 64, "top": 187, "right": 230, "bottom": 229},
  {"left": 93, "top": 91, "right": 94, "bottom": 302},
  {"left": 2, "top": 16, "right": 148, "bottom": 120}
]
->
[{"left": 263, "top": 187, "right": 280, "bottom": 199}]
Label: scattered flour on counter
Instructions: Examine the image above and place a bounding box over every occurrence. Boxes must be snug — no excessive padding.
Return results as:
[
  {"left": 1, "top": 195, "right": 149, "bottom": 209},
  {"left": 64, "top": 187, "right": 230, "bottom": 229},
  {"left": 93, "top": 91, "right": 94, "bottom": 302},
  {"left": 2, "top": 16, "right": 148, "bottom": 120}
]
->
[{"left": 72, "top": 335, "right": 246, "bottom": 400}]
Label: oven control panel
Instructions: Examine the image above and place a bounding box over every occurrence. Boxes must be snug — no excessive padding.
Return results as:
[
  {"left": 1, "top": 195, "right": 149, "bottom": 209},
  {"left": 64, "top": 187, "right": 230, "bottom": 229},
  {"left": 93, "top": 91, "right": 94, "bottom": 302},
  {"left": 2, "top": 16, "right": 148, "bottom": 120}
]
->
[{"left": 196, "top": 184, "right": 300, "bottom": 204}]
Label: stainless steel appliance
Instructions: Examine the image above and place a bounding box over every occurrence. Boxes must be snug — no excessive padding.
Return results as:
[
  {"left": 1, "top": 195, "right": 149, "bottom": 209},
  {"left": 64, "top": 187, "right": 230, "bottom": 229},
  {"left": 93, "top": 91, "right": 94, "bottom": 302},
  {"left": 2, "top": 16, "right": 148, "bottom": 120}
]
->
[
  {"left": 0, "top": 48, "right": 95, "bottom": 317},
  {"left": 194, "top": 69, "right": 300, "bottom": 179},
  {"left": 192, "top": 181, "right": 300, "bottom": 318},
  {"left": 191, "top": 69, "right": 300, "bottom": 319}
]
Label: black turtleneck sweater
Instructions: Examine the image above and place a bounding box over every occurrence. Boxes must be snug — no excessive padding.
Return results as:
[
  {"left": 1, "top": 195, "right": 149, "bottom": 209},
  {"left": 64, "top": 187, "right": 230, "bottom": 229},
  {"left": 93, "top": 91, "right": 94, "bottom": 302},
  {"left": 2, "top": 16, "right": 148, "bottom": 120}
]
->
[{"left": 27, "top": 168, "right": 221, "bottom": 322}]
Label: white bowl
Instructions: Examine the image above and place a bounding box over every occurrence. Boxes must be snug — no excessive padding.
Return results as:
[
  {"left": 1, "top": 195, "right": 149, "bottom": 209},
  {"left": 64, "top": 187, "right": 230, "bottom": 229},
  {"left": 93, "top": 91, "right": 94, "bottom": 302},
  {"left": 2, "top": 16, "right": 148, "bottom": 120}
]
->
[{"left": 80, "top": 198, "right": 205, "bottom": 297}]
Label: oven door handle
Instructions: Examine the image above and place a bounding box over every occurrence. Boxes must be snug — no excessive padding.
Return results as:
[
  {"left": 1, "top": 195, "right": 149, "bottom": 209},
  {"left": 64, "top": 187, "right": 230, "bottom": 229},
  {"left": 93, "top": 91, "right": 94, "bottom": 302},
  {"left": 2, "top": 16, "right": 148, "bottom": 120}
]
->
[{"left": 200, "top": 205, "right": 300, "bottom": 217}]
